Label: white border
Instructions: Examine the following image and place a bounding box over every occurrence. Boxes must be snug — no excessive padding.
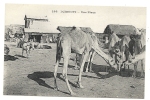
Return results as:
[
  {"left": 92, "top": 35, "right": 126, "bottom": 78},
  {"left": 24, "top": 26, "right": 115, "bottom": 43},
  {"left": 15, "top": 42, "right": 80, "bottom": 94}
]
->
[{"left": 1, "top": 0, "right": 150, "bottom": 100}]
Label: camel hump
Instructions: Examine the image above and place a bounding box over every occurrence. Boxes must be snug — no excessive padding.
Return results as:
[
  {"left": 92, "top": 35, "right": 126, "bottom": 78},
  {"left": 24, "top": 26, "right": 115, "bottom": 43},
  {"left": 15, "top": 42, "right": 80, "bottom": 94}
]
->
[{"left": 72, "top": 26, "right": 81, "bottom": 31}]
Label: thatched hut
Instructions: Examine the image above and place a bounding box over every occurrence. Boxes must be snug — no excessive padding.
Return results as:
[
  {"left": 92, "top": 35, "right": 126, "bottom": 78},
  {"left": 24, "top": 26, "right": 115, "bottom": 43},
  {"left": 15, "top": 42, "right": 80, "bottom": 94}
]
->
[{"left": 104, "top": 24, "right": 138, "bottom": 38}]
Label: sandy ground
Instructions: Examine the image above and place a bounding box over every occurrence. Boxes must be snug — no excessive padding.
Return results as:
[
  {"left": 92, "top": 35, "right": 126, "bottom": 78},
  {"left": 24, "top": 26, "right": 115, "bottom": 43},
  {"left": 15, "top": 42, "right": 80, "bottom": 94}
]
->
[{"left": 4, "top": 42, "right": 145, "bottom": 98}]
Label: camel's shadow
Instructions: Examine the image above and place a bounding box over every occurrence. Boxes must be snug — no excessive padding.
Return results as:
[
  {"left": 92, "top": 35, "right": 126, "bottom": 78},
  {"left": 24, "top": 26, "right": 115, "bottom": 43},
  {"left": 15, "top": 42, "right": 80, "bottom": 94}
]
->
[
  {"left": 27, "top": 64, "right": 116, "bottom": 91},
  {"left": 27, "top": 63, "right": 121, "bottom": 96},
  {"left": 27, "top": 71, "right": 54, "bottom": 89},
  {"left": 58, "top": 62, "right": 118, "bottom": 79},
  {"left": 27, "top": 63, "right": 144, "bottom": 95},
  {"left": 14, "top": 54, "right": 27, "bottom": 58},
  {"left": 27, "top": 71, "right": 103, "bottom": 90}
]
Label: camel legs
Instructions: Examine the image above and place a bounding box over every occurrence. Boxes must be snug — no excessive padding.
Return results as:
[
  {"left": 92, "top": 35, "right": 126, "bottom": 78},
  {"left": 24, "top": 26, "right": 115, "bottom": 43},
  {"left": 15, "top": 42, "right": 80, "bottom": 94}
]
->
[
  {"left": 127, "top": 65, "right": 130, "bottom": 77},
  {"left": 132, "top": 60, "right": 145, "bottom": 78},
  {"left": 22, "top": 49, "right": 24, "bottom": 56},
  {"left": 26, "top": 50, "right": 29, "bottom": 58},
  {"left": 62, "top": 56, "right": 75, "bottom": 95},
  {"left": 141, "top": 59, "right": 144, "bottom": 77},
  {"left": 77, "top": 52, "right": 89, "bottom": 88},
  {"left": 132, "top": 62, "right": 138, "bottom": 78},
  {"left": 62, "top": 42, "right": 76, "bottom": 95},
  {"left": 86, "top": 51, "right": 92, "bottom": 72},
  {"left": 89, "top": 51, "right": 96, "bottom": 72},
  {"left": 54, "top": 60, "right": 59, "bottom": 90},
  {"left": 74, "top": 54, "right": 79, "bottom": 70},
  {"left": 86, "top": 50, "right": 95, "bottom": 72}
]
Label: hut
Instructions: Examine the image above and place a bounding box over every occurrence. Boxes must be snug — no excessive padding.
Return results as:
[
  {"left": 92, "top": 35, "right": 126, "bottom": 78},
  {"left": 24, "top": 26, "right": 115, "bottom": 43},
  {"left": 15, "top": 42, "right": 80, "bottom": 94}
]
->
[{"left": 104, "top": 24, "right": 138, "bottom": 39}]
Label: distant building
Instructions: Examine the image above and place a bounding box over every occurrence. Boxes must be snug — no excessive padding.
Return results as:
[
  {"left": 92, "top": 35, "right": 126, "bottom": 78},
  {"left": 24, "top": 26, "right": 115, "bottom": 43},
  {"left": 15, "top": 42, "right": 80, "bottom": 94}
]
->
[{"left": 24, "top": 15, "right": 60, "bottom": 43}]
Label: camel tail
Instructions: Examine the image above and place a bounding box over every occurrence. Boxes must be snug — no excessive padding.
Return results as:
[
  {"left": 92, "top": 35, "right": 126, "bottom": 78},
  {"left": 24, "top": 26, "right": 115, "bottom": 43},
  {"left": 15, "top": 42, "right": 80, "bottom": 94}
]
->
[{"left": 56, "top": 38, "right": 62, "bottom": 62}]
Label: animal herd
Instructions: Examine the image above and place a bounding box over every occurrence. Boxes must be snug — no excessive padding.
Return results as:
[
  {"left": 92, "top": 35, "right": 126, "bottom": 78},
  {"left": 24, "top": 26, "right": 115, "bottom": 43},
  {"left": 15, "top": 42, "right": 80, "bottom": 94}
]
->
[
  {"left": 5, "top": 26, "right": 146, "bottom": 96},
  {"left": 108, "top": 31, "right": 145, "bottom": 78},
  {"left": 53, "top": 26, "right": 146, "bottom": 95}
]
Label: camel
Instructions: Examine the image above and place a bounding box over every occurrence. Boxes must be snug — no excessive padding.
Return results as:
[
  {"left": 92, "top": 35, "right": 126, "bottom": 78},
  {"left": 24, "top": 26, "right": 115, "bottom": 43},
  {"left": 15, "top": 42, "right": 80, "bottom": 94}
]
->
[
  {"left": 75, "top": 28, "right": 107, "bottom": 72},
  {"left": 113, "top": 35, "right": 131, "bottom": 75},
  {"left": 105, "top": 32, "right": 122, "bottom": 72},
  {"left": 108, "top": 32, "right": 121, "bottom": 64},
  {"left": 85, "top": 39, "right": 106, "bottom": 72},
  {"left": 54, "top": 26, "right": 116, "bottom": 95},
  {"left": 114, "top": 33, "right": 145, "bottom": 77},
  {"left": 85, "top": 48, "right": 96, "bottom": 72},
  {"left": 86, "top": 31, "right": 120, "bottom": 72},
  {"left": 125, "top": 32, "right": 145, "bottom": 78}
]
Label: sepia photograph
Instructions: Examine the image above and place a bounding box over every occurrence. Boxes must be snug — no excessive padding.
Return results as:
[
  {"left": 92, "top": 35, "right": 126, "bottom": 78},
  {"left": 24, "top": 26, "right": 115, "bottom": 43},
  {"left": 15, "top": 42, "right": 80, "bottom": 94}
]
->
[{"left": 3, "top": 2, "right": 148, "bottom": 99}]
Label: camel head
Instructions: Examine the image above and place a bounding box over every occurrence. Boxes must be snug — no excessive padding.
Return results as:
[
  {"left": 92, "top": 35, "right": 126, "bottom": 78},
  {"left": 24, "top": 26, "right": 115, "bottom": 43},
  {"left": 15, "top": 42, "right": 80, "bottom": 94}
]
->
[{"left": 89, "top": 33, "right": 118, "bottom": 70}]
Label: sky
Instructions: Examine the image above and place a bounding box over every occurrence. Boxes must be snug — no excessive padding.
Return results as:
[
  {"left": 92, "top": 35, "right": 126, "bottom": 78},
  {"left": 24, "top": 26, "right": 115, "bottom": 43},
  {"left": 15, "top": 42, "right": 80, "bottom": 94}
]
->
[{"left": 5, "top": 4, "right": 146, "bottom": 33}]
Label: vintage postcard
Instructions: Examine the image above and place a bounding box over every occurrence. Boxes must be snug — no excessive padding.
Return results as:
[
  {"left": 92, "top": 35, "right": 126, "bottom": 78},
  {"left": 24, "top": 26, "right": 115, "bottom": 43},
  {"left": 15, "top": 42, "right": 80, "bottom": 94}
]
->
[{"left": 4, "top": 3, "right": 147, "bottom": 99}]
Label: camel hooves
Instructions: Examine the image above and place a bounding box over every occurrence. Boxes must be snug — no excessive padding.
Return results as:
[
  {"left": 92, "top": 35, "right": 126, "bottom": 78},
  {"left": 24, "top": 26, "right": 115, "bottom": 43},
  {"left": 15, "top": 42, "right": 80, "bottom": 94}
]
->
[
  {"left": 76, "top": 82, "right": 84, "bottom": 88},
  {"left": 70, "top": 92, "right": 76, "bottom": 96},
  {"left": 85, "top": 70, "right": 93, "bottom": 73},
  {"left": 53, "top": 87, "right": 59, "bottom": 91},
  {"left": 79, "top": 85, "right": 84, "bottom": 89}
]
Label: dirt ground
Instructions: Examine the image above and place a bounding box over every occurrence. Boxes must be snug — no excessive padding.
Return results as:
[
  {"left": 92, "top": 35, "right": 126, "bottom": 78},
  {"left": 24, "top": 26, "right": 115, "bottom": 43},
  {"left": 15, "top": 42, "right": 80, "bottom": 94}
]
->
[{"left": 4, "top": 42, "right": 145, "bottom": 98}]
